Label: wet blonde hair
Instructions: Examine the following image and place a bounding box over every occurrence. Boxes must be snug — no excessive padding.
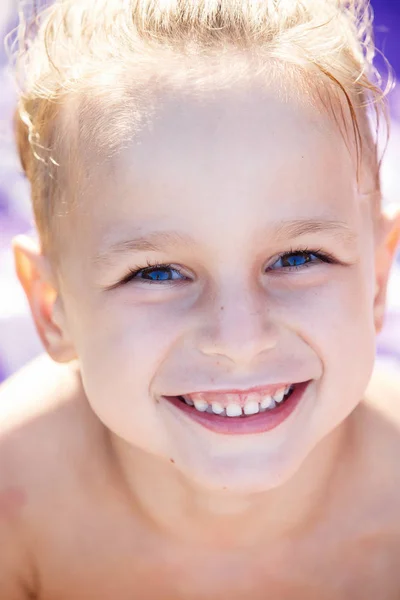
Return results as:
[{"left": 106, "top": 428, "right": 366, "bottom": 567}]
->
[{"left": 13, "top": 0, "right": 390, "bottom": 255}]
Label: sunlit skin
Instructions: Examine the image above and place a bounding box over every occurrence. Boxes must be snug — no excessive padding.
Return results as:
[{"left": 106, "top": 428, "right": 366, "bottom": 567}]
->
[
  {"left": 57, "top": 87, "right": 377, "bottom": 493},
  {"left": 1, "top": 82, "right": 400, "bottom": 598}
]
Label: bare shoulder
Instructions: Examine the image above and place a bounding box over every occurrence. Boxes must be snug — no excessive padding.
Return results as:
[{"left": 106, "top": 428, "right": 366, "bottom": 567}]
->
[
  {"left": 0, "top": 354, "right": 84, "bottom": 432},
  {"left": 0, "top": 354, "right": 104, "bottom": 488},
  {"left": 0, "top": 355, "right": 107, "bottom": 597},
  {"left": 364, "top": 362, "right": 400, "bottom": 425},
  {"left": 350, "top": 363, "right": 400, "bottom": 521},
  {"left": 357, "top": 361, "right": 400, "bottom": 460}
]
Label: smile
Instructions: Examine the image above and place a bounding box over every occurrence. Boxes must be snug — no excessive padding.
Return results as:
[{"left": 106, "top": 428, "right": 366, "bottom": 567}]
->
[
  {"left": 163, "top": 381, "right": 310, "bottom": 435},
  {"left": 180, "top": 384, "right": 294, "bottom": 416}
]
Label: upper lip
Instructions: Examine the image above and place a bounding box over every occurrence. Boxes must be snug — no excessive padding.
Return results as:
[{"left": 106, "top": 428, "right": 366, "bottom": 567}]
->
[{"left": 165, "top": 381, "right": 306, "bottom": 398}]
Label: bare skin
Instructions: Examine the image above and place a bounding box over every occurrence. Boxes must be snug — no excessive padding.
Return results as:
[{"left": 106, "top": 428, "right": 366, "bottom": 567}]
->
[
  {"left": 3, "top": 78, "right": 400, "bottom": 600},
  {"left": 0, "top": 354, "right": 399, "bottom": 600}
]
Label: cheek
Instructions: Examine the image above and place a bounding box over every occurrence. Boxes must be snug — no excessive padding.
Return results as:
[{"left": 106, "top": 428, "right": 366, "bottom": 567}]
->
[
  {"left": 65, "top": 296, "right": 187, "bottom": 448},
  {"left": 273, "top": 264, "right": 375, "bottom": 347},
  {"left": 278, "top": 266, "right": 376, "bottom": 431},
  {"left": 70, "top": 291, "right": 184, "bottom": 363}
]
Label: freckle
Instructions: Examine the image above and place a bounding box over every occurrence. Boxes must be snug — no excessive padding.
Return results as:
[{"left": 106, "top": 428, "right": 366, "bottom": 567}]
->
[{"left": 0, "top": 488, "right": 27, "bottom": 521}]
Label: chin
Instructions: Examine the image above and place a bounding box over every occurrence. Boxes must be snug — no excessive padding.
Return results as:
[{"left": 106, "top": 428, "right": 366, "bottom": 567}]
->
[{"left": 175, "top": 445, "right": 310, "bottom": 495}]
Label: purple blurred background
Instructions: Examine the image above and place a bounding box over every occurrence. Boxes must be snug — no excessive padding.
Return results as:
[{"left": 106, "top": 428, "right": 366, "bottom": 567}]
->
[{"left": 0, "top": 1, "right": 399, "bottom": 382}]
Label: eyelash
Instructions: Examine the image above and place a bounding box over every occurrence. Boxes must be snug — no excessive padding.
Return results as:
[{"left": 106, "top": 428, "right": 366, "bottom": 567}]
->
[
  {"left": 119, "top": 260, "right": 188, "bottom": 285},
  {"left": 269, "top": 247, "right": 337, "bottom": 272},
  {"left": 117, "top": 248, "right": 337, "bottom": 287}
]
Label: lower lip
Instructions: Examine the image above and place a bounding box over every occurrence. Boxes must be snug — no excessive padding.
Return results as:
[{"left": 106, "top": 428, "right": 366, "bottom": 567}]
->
[{"left": 163, "top": 382, "right": 309, "bottom": 435}]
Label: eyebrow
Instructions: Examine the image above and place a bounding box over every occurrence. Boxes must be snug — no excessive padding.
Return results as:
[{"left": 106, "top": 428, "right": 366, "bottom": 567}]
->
[
  {"left": 274, "top": 219, "right": 357, "bottom": 245},
  {"left": 93, "top": 231, "right": 193, "bottom": 266},
  {"left": 93, "top": 219, "right": 357, "bottom": 267}
]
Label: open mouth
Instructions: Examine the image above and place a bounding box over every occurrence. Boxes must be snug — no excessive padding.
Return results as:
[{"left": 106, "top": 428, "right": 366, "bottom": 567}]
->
[
  {"left": 179, "top": 384, "right": 294, "bottom": 416},
  {"left": 163, "top": 381, "right": 309, "bottom": 435}
]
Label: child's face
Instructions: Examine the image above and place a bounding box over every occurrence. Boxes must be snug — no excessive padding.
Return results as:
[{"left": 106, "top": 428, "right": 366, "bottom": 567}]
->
[{"left": 55, "top": 85, "right": 380, "bottom": 491}]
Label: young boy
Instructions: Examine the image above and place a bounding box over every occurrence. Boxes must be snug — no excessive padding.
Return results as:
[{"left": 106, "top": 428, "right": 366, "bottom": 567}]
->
[{"left": 1, "top": 0, "right": 400, "bottom": 598}]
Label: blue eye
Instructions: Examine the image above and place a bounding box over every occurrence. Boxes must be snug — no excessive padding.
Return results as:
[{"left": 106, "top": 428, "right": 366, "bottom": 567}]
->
[
  {"left": 270, "top": 251, "right": 323, "bottom": 271},
  {"left": 136, "top": 267, "right": 183, "bottom": 281},
  {"left": 124, "top": 264, "right": 186, "bottom": 284}
]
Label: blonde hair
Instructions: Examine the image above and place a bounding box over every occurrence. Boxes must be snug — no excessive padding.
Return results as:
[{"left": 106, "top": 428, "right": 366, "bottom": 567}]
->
[{"left": 13, "top": 0, "right": 390, "bottom": 255}]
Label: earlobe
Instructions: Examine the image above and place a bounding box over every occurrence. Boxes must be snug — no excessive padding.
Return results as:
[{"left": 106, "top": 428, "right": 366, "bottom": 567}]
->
[{"left": 12, "top": 235, "right": 77, "bottom": 363}]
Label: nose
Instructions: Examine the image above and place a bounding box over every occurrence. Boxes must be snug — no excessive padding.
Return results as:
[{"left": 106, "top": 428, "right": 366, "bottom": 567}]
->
[{"left": 197, "top": 286, "right": 279, "bottom": 367}]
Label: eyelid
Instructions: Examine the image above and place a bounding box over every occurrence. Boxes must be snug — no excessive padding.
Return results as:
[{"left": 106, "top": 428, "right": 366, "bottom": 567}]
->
[
  {"left": 265, "top": 248, "right": 338, "bottom": 272},
  {"left": 120, "top": 262, "right": 191, "bottom": 286},
  {"left": 106, "top": 247, "right": 342, "bottom": 291}
]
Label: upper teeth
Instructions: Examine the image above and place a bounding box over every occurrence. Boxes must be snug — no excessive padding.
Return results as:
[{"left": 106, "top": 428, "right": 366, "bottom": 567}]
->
[
  {"left": 211, "top": 402, "right": 225, "bottom": 414},
  {"left": 243, "top": 401, "right": 259, "bottom": 415},
  {"left": 183, "top": 385, "right": 292, "bottom": 417},
  {"left": 226, "top": 404, "right": 243, "bottom": 417},
  {"left": 273, "top": 388, "right": 286, "bottom": 403},
  {"left": 260, "top": 395, "right": 275, "bottom": 410},
  {"left": 193, "top": 399, "right": 208, "bottom": 412}
]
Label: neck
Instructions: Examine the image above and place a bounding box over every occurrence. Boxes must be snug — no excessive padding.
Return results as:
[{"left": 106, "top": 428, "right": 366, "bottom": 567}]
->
[{"left": 107, "top": 420, "right": 353, "bottom": 551}]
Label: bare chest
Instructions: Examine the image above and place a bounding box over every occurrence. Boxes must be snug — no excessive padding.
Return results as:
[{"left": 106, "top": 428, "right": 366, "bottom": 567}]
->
[{"left": 35, "top": 525, "right": 400, "bottom": 600}]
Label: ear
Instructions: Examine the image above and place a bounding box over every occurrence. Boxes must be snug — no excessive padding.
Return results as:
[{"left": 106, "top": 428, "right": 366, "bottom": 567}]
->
[
  {"left": 12, "top": 235, "right": 77, "bottom": 363},
  {"left": 374, "top": 206, "right": 400, "bottom": 333}
]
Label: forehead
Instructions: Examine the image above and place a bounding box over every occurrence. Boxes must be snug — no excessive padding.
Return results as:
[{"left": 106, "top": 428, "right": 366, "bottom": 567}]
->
[{"left": 62, "top": 83, "right": 361, "bottom": 258}]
